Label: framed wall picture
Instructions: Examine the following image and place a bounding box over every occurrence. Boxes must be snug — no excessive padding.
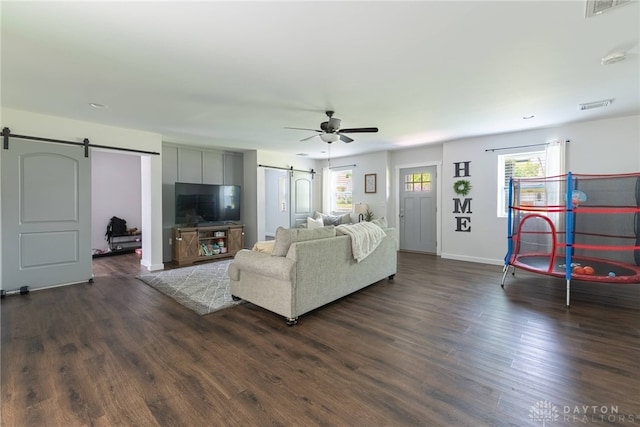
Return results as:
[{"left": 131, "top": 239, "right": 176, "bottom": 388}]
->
[{"left": 365, "top": 173, "right": 377, "bottom": 193}]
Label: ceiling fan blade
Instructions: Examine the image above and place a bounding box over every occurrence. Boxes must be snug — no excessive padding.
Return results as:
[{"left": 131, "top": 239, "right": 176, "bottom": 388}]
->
[
  {"left": 285, "top": 127, "right": 323, "bottom": 132},
  {"left": 339, "top": 127, "right": 378, "bottom": 133},
  {"left": 300, "top": 134, "right": 320, "bottom": 142},
  {"left": 339, "top": 133, "right": 354, "bottom": 143}
]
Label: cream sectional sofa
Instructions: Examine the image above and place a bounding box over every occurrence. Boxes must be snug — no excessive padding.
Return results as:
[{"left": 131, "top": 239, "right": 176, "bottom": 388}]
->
[{"left": 228, "top": 224, "right": 398, "bottom": 325}]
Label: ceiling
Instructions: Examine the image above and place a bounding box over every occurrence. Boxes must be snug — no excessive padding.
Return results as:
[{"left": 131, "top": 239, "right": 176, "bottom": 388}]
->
[{"left": 2, "top": 1, "right": 638, "bottom": 160}]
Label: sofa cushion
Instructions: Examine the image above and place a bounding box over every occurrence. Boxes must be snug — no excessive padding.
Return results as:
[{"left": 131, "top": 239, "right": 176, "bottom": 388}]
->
[
  {"left": 314, "top": 211, "right": 353, "bottom": 226},
  {"left": 271, "top": 225, "right": 336, "bottom": 257}
]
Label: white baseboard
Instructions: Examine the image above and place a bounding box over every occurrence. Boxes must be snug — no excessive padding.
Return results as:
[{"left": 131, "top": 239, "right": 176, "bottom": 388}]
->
[
  {"left": 440, "top": 253, "right": 504, "bottom": 266},
  {"left": 141, "top": 260, "right": 165, "bottom": 271}
]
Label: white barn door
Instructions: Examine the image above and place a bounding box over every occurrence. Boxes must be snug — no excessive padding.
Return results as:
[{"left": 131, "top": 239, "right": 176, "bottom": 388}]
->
[
  {"left": 1, "top": 140, "right": 92, "bottom": 291},
  {"left": 290, "top": 170, "right": 313, "bottom": 229}
]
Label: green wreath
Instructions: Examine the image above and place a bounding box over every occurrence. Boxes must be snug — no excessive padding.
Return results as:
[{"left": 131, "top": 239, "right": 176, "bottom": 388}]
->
[{"left": 453, "top": 179, "right": 472, "bottom": 196}]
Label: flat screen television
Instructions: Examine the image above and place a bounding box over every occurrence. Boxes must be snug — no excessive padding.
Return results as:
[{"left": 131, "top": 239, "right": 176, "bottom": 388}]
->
[{"left": 175, "top": 182, "right": 241, "bottom": 226}]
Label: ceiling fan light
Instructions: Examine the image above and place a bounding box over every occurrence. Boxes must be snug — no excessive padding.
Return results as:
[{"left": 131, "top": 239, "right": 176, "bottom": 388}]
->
[
  {"left": 601, "top": 51, "right": 627, "bottom": 65},
  {"left": 320, "top": 133, "right": 340, "bottom": 143}
]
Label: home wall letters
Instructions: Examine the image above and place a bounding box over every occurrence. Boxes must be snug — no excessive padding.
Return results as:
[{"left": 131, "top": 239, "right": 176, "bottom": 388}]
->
[{"left": 453, "top": 161, "right": 472, "bottom": 232}]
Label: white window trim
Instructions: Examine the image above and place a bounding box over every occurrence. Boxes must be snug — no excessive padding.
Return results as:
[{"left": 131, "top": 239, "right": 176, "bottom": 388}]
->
[
  {"left": 497, "top": 140, "right": 566, "bottom": 218},
  {"left": 322, "top": 166, "right": 354, "bottom": 214}
]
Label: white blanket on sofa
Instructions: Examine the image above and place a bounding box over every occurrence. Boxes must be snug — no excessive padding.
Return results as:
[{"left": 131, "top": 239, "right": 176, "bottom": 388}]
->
[{"left": 336, "top": 222, "right": 387, "bottom": 262}]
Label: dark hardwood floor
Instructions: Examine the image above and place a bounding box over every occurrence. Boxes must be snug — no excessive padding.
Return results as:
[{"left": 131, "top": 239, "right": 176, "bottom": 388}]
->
[{"left": 2, "top": 252, "right": 639, "bottom": 426}]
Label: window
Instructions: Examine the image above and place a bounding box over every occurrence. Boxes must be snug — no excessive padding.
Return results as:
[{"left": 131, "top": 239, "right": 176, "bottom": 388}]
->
[
  {"left": 497, "top": 150, "right": 547, "bottom": 217},
  {"left": 330, "top": 169, "right": 352, "bottom": 212},
  {"left": 404, "top": 173, "right": 432, "bottom": 192}
]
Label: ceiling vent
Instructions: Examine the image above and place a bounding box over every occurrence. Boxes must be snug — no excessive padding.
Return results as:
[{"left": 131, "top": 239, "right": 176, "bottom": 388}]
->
[
  {"left": 585, "top": 0, "right": 633, "bottom": 17},
  {"left": 578, "top": 99, "right": 614, "bottom": 110}
]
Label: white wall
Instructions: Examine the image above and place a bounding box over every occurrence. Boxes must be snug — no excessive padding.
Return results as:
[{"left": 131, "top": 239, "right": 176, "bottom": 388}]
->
[
  {"left": 244, "top": 150, "right": 259, "bottom": 247},
  {"left": 91, "top": 151, "right": 142, "bottom": 251},
  {"left": 439, "top": 114, "right": 639, "bottom": 265},
  {"left": 320, "top": 151, "right": 391, "bottom": 221},
  {"left": 564, "top": 115, "right": 640, "bottom": 174},
  {"left": 1, "top": 108, "right": 164, "bottom": 271},
  {"left": 295, "top": 115, "right": 638, "bottom": 265}
]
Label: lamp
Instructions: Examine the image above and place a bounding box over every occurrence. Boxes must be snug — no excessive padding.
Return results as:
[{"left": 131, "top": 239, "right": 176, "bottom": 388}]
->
[
  {"left": 354, "top": 203, "right": 369, "bottom": 222},
  {"left": 320, "top": 133, "right": 340, "bottom": 143}
]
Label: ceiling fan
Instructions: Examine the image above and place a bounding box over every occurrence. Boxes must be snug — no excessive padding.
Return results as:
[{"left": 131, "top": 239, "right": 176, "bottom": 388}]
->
[{"left": 285, "top": 111, "right": 378, "bottom": 143}]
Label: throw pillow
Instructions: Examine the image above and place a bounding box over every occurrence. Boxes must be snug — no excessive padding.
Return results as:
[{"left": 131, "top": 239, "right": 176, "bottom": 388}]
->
[
  {"left": 271, "top": 225, "right": 337, "bottom": 257},
  {"left": 314, "top": 211, "right": 353, "bottom": 226},
  {"left": 313, "top": 211, "right": 336, "bottom": 225},
  {"left": 307, "top": 216, "right": 324, "bottom": 229},
  {"left": 338, "top": 212, "right": 353, "bottom": 224},
  {"left": 371, "top": 217, "right": 388, "bottom": 228}
]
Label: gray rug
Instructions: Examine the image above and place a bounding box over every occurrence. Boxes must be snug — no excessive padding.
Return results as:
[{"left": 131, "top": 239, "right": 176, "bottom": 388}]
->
[{"left": 137, "top": 259, "right": 241, "bottom": 315}]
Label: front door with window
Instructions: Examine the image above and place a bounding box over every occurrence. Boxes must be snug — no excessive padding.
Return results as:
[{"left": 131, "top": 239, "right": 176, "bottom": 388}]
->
[{"left": 399, "top": 166, "right": 437, "bottom": 253}]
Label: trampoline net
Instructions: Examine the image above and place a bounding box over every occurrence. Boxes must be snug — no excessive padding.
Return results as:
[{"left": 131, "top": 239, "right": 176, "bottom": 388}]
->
[{"left": 510, "top": 173, "right": 640, "bottom": 271}]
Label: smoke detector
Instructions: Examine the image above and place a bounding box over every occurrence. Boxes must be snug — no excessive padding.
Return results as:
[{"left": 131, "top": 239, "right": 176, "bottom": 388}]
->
[
  {"left": 585, "top": 0, "right": 633, "bottom": 17},
  {"left": 578, "top": 99, "right": 614, "bottom": 110}
]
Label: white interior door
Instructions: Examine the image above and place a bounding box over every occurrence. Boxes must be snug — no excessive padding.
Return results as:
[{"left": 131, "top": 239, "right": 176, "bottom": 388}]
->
[
  {"left": 399, "top": 166, "right": 437, "bottom": 253},
  {"left": 290, "top": 170, "right": 313, "bottom": 229},
  {"left": 1, "top": 140, "right": 92, "bottom": 291}
]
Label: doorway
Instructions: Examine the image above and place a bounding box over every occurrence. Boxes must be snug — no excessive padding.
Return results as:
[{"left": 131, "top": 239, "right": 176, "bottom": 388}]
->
[
  {"left": 91, "top": 150, "right": 142, "bottom": 256},
  {"left": 398, "top": 165, "right": 438, "bottom": 254}
]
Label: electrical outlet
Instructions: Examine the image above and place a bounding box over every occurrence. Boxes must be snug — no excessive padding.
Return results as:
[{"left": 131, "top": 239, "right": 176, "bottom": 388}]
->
[{"left": 169, "top": 238, "right": 172, "bottom": 245}]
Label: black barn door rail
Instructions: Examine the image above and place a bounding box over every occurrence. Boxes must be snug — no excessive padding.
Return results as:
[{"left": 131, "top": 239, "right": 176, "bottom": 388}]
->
[
  {"left": 258, "top": 164, "right": 316, "bottom": 176},
  {"left": 2, "top": 127, "right": 160, "bottom": 157}
]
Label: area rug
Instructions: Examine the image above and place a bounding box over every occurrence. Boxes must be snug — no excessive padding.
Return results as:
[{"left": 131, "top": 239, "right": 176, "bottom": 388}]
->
[{"left": 136, "top": 259, "right": 241, "bottom": 315}]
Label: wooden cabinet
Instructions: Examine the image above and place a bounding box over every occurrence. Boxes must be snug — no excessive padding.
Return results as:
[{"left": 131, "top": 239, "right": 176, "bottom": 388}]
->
[
  {"left": 227, "top": 227, "right": 244, "bottom": 254},
  {"left": 172, "top": 224, "right": 244, "bottom": 266}
]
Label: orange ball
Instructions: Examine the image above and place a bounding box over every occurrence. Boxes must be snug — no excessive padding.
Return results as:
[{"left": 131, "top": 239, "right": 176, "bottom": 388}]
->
[
  {"left": 573, "top": 266, "right": 585, "bottom": 275},
  {"left": 583, "top": 266, "right": 595, "bottom": 275}
]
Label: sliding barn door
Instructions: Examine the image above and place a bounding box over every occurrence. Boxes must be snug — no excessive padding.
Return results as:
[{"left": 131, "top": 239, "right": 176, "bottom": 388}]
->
[
  {"left": 290, "top": 170, "right": 314, "bottom": 229},
  {"left": 1, "top": 140, "right": 92, "bottom": 291}
]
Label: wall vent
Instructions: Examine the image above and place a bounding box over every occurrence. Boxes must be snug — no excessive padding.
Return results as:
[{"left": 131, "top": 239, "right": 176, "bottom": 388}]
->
[
  {"left": 585, "top": 0, "right": 633, "bottom": 17},
  {"left": 578, "top": 99, "right": 614, "bottom": 110}
]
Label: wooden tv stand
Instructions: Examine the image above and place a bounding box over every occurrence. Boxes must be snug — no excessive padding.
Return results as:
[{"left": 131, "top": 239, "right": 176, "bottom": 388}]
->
[{"left": 172, "top": 224, "right": 244, "bottom": 266}]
